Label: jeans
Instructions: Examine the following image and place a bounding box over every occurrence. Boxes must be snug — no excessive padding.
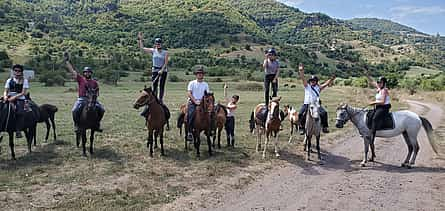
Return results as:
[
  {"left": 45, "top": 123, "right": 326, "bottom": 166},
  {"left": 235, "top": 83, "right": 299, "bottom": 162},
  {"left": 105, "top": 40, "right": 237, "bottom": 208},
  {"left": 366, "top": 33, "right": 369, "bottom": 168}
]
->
[
  {"left": 264, "top": 74, "right": 278, "bottom": 106},
  {"left": 187, "top": 102, "right": 196, "bottom": 133},
  {"left": 14, "top": 100, "right": 25, "bottom": 132},
  {"left": 72, "top": 97, "right": 105, "bottom": 123},
  {"left": 225, "top": 116, "right": 235, "bottom": 146},
  {"left": 152, "top": 71, "right": 168, "bottom": 102},
  {"left": 298, "top": 104, "right": 329, "bottom": 128}
]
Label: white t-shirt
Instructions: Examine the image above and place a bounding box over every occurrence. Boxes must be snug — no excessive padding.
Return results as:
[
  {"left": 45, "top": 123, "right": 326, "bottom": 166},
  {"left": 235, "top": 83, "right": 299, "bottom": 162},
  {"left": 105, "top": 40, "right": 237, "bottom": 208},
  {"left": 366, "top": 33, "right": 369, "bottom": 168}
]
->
[
  {"left": 226, "top": 102, "right": 237, "bottom": 117},
  {"left": 187, "top": 80, "right": 210, "bottom": 102},
  {"left": 5, "top": 78, "right": 29, "bottom": 100},
  {"left": 304, "top": 85, "right": 320, "bottom": 104}
]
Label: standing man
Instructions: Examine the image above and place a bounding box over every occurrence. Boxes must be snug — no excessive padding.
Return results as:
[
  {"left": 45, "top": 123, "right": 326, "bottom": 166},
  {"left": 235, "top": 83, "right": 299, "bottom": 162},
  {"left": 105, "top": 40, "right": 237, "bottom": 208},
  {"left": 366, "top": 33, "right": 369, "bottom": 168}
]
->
[
  {"left": 263, "top": 48, "right": 280, "bottom": 107},
  {"left": 186, "top": 66, "right": 210, "bottom": 141},
  {"left": 64, "top": 53, "right": 105, "bottom": 132}
]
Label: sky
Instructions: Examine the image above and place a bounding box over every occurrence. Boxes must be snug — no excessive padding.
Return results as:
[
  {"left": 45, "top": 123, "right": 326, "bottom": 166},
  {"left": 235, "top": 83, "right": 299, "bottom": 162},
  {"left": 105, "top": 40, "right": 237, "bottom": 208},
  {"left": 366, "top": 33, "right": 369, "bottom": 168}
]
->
[{"left": 277, "top": 0, "right": 445, "bottom": 35}]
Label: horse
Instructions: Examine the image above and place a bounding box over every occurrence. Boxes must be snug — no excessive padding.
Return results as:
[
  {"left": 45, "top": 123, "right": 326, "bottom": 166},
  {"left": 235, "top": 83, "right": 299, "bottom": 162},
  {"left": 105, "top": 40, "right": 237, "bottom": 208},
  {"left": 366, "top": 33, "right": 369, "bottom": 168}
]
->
[
  {"left": 26, "top": 93, "right": 58, "bottom": 145},
  {"left": 212, "top": 103, "right": 227, "bottom": 149},
  {"left": 250, "top": 97, "right": 282, "bottom": 158},
  {"left": 133, "top": 87, "right": 169, "bottom": 157},
  {"left": 0, "top": 99, "right": 38, "bottom": 160},
  {"left": 177, "top": 92, "right": 215, "bottom": 157},
  {"left": 304, "top": 98, "right": 322, "bottom": 161},
  {"left": 75, "top": 87, "right": 102, "bottom": 156},
  {"left": 335, "top": 103, "right": 437, "bottom": 168},
  {"left": 283, "top": 105, "right": 299, "bottom": 143}
]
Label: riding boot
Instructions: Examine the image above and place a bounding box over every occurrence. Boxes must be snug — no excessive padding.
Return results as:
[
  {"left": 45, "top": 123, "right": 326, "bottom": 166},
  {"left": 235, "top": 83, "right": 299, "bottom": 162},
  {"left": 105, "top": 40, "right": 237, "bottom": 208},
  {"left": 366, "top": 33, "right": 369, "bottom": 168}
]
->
[
  {"left": 231, "top": 135, "right": 235, "bottom": 148},
  {"left": 72, "top": 111, "right": 80, "bottom": 133},
  {"left": 95, "top": 109, "right": 105, "bottom": 132}
]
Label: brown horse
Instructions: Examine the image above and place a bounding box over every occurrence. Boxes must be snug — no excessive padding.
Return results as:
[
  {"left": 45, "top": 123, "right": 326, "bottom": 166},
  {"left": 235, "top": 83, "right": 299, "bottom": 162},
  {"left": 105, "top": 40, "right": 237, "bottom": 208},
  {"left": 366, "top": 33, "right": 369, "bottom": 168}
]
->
[
  {"left": 133, "top": 87, "right": 169, "bottom": 157},
  {"left": 283, "top": 105, "right": 299, "bottom": 143},
  {"left": 76, "top": 87, "right": 101, "bottom": 156},
  {"left": 177, "top": 92, "right": 215, "bottom": 157},
  {"left": 212, "top": 103, "right": 227, "bottom": 149},
  {"left": 250, "top": 97, "right": 282, "bottom": 158},
  {"left": 26, "top": 93, "right": 58, "bottom": 145}
]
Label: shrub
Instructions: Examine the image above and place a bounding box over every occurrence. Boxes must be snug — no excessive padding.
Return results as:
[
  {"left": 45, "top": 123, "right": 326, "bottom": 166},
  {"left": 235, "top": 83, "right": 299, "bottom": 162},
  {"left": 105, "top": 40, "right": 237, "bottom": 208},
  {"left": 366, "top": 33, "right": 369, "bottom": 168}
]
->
[
  {"left": 169, "top": 74, "right": 180, "bottom": 82},
  {"left": 351, "top": 77, "right": 368, "bottom": 88}
]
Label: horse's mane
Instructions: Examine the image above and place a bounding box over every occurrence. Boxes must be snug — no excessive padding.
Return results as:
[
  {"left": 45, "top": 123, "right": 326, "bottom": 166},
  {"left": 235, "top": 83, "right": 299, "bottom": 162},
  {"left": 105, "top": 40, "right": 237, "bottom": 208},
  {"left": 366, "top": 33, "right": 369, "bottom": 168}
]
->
[
  {"left": 143, "top": 87, "right": 161, "bottom": 105},
  {"left": 216, "top": 103, "right": 228, "bottom": 116}
]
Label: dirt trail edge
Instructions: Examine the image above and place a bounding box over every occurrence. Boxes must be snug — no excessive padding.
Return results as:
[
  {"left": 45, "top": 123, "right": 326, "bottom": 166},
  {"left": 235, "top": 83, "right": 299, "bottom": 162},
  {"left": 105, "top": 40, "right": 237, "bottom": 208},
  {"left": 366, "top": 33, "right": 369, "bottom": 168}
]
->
[{"left": 196, "top": 100, "right": 445, "bottom": 211}]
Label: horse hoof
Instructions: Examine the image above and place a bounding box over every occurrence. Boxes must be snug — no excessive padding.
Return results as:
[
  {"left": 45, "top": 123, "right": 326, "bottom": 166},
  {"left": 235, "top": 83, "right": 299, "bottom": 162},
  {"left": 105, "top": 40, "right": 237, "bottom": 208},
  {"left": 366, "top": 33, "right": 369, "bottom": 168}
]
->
[
  {"left": 275, "top": 153, "right": 280, "bottom": 158},
  {"left": 360, "top": 162, "right": 366, "bottom": 167}
]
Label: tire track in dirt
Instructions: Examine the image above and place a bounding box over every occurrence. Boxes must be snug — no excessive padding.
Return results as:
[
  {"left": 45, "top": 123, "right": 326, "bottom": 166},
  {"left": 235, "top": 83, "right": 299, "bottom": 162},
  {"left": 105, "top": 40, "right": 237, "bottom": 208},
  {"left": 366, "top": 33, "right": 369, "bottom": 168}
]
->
[{"left": 198, "top": 100, "right": 445, "bottom": 211}]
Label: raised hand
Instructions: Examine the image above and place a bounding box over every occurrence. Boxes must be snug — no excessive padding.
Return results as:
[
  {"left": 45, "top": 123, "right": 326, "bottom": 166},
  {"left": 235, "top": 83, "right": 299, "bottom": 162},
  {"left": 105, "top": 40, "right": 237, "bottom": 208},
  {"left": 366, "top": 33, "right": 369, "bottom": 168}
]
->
[
  {"left": 138, "top": 32, "right": 143, "bottom": 40},
  {"left": 63, "top": 52, "right": 70, "bottom": 62},
  {"left": 298, "top": 63, "right": 304, "bottom": 72}
]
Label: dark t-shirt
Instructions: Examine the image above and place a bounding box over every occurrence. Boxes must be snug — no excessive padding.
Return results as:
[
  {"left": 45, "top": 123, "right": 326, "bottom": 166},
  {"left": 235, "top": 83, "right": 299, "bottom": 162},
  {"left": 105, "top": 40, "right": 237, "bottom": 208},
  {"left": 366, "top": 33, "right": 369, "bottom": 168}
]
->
[{"left": 76, "top": 74, "right": 99, "bottom": 97}]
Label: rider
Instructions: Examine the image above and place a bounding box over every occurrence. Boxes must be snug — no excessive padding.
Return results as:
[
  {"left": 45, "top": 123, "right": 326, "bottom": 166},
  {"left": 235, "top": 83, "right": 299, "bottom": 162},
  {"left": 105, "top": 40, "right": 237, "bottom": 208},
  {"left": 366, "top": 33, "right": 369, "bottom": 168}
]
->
[
  {"left": 3, "top": 64, "right": 29, "bottom": 138},
  {"left": 263, "top": 48, "right": 280, "bottom": 108},
  {"left": 186, "top": 66, "right": 210, "bottom": 141},
  {"left": 65, "top": 54, "right": 105, "bottom": 132},
  {"left": 138, "top": 32, "right": 168, "bottom": 103},
  {"left": 366, "top": 74, "right": 391, "bottom": 142},
  {"left": 298, "top": 63, "right": 335, "bottom": 134}
]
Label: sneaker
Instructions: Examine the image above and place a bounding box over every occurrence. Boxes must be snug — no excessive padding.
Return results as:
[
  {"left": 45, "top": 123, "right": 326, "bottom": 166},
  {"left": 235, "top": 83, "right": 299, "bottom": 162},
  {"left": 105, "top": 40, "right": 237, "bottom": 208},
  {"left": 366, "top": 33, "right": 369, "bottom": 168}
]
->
[
  {"left": 187, "top": 133, "right": 193, "bottom": 142},
  {"left": 16, "top": 131, "right": 23, "bottom": 139},
  {"left": 322, "top": 127, "right": 330, "bottom": 133}
]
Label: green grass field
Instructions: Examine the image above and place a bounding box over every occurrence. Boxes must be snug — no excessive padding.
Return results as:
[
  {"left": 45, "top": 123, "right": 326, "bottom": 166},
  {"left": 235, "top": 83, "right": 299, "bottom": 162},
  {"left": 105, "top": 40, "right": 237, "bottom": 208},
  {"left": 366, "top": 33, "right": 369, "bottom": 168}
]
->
[{"left": 0, "top": 72, "right": 407, "bottom": 209}]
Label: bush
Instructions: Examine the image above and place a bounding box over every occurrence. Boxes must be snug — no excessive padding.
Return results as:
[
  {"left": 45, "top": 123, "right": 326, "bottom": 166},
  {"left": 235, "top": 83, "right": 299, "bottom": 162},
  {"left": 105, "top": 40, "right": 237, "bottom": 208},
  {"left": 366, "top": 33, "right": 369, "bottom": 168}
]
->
[
  {"left": 169, "top": 74, "right": 180, "bottom": 82},
  {"left": 38, "top": 71, "right": 66, "bottom": 86},
  {"left": 351, "top": 77, "right": 368, "bottom": 88}
]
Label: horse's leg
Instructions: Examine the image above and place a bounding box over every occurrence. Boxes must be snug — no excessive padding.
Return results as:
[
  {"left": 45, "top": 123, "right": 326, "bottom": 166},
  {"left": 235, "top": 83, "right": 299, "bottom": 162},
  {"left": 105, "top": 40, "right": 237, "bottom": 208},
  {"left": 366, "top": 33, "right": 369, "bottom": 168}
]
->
[
  {"left": 303, "top": 135, "right": 308, "bottom": 152},
  {"left": 316, "top": 135, "right": 321, "bottom": 161},
  {"left": 184, "top": 125, "right": 188, "bottom": 151},
  {"left": 401, "top": 131, "right": 413, "bottom": 167},
  {"left": 153, "top": 130, "right": 158, "bottom": 149},
  {"left": 207, "top": 131, "right": 213, "bottom": 156},
  {"left": 255, "top": 127, "right": 260, "bottom": 152},
  {"left": 148, "top": 130, "right": 153, "bottom": 157},
  {"left": 9, "top": 132, "right": 15, "bottom": 160},
  {"left": 217, "top": 128, "right": 222, "bottom": 149},
  {"left": 274, "top": 132, "right": 280, "bottom": 158},
  {"left": 24, "top": 129, "right": 32, "bottom": 153},
  {"left": 44, "top": 119, "right": 50, "bottom": 142},
  {"left": 262, "top": 133, "right": 269, "bottom": 159},
  {"left": 289, "top": 122, "right": 293, "bottom": 143},
  {"left": 409, "top": 134, "right": 420, "bottom": 167},
  {"left": 33, "top": 126, "right": 37, "bottom": 146},
  {"left": 160, "top": 128, "right": 165, "bottom": 156},
  {"left": 361, "top": 138, "right": 369, "bottom": 167},
  {"left": 89, "top": 130, "right": 94, "bottom": 154},
  {"left": 194, "top": 132, "right": 200, "bottom": 158},
  {"left": 306, "top": 135, "right": 312, "bottom": 161},
  {"left": 369, "top": 141, "right": 376, "bottom": 162},
  {"left": 82, "top": 130, "right": 87, "bottom": 157},
  {"left": 76, "top": 132, "right": 80, "bottom": 148},
  {"left": 50, "top": 114, "right": 57, "bottom": 141}
]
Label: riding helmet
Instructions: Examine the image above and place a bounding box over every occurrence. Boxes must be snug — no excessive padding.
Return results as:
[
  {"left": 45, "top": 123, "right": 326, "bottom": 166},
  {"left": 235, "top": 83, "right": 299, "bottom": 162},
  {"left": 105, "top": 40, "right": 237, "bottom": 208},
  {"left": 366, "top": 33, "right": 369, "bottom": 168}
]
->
[
  {"left": 83, "top": 66, "right": 93, "bottom": 73},
  {"left": 266, "top": 48, "right": 277, "bottom": 56},
  {"left": 154, "top": 38, "right": 162, "bottom": 44},
  {"left": 307, "top": 75, "right": 319, "bottom": 83}
]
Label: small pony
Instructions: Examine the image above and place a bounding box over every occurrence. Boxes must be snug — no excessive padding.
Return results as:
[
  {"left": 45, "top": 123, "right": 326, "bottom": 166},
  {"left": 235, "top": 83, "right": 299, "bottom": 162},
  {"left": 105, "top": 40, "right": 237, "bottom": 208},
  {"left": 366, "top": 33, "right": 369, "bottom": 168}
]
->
[{"left": 283, "top": 104, "right": 299, "bottom": 143}]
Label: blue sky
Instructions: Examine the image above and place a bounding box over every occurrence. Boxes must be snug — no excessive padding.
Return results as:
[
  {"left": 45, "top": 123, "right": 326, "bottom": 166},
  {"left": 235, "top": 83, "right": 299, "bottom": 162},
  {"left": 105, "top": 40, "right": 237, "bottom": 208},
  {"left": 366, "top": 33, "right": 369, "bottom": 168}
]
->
[{"left": 277, "top": 0, "right": 445, "bottom": 35}]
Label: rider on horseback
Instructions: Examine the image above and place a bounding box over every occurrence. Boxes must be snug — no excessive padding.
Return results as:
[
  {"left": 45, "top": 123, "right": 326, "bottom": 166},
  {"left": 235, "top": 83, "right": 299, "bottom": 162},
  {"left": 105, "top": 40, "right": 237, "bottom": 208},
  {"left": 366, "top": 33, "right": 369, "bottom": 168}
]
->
[
  {"left": 298, "top": 63, "right": 336, "bottom": 134},
  {"left": 3, "top": 64, "right": 29, "bottom": 138},
  {"left": 64, "top": 54, "right": 105, "bottom": 133},
  {"left": 186, "top": 66, "right": 210, "bottom": 141},
  {"left": 366, "top": 74, "right": 391, "bottom": 142}
]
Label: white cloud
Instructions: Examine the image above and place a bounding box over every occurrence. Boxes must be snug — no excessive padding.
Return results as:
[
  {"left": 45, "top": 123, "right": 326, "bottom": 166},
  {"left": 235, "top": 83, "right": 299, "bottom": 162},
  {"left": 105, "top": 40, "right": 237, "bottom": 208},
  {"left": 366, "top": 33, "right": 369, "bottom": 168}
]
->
[
  {"left": 278, "top": 0, "right": 305, "bottom": 7},
  {"left": 390, "top": 6, "right": 445, "bottom": 18}
]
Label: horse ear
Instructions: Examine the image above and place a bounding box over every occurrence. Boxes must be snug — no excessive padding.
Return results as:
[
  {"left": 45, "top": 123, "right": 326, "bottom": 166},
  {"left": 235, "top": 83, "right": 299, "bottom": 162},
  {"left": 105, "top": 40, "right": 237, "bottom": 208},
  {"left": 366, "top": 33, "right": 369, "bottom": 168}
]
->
[
  {"left": 144, "top": 85, "right": 147, "bottom": 89},
  {"left": 204, "top": 90, "right": 208, "bottom": 96}
]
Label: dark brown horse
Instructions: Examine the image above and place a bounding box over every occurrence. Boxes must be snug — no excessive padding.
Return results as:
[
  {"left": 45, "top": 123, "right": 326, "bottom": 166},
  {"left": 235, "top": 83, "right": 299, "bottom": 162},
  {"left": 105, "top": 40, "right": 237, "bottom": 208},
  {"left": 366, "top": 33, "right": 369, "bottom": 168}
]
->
[
  {"left": 177, "top": 92, "right": 215, "bottom": 157},
  {"left": 26, "top": 93, "right": 58, "bottom": 145},
  {"left": 0, "top": 99, "right": 38, "bottom": 160},
  {"left": 212, "top": 103, "right": 227, "bottom": 149},
  {"left": 133, "top": 87, "right": 169, "bottom": 157},
  {"left": 76, "top": 87, "right": 101, "bottom": 156}
]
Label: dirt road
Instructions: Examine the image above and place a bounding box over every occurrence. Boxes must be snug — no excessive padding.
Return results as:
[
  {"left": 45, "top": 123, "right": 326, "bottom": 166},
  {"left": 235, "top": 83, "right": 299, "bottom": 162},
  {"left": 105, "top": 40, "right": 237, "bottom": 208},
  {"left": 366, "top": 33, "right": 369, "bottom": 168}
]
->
[{"left": 199, "top": 100, "right": 445, "bottom": 211}]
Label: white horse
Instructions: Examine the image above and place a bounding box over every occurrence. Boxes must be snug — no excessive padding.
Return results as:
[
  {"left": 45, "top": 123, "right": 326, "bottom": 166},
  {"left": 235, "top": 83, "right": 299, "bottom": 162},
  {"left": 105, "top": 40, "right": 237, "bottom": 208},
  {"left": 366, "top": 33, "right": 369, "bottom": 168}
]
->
[
  {"left": 304, "top": 98, "right": 322, "bottom": 161},
  {"left": 283, "top": 105, "right": 299, "bottom": 143},
  {"left": 335, "top": 103, "right": 437, "bottom": 168}
]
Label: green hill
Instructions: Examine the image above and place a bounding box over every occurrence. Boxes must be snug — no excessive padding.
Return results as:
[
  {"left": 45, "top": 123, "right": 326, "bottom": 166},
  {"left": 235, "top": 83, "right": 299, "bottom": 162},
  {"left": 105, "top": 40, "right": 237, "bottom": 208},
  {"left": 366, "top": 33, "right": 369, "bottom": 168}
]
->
[{"left": 348, "top": 18, "right": 421, "bottom": 35}]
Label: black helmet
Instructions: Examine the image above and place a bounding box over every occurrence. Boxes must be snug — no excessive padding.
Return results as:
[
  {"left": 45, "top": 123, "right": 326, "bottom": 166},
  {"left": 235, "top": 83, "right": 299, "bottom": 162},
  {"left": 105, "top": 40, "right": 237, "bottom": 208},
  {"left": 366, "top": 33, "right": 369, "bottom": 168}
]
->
[
  {"left": 194, "top": 66, "right": 205, "bottom": 74},
  {"left": 83, "top": 66, "right": 93, "bottom": 73},
  {"left": 266, "top": 48, "right": 277, "bottom": 56},
  {"left": 307, "top": 75, "right": 319, "bottom": 83},
  {"left": 378, "top": 76, "right": 387, "bottom": 84},
  {"left": 154, "top": 38, "right": 162, "bottom": 44}
]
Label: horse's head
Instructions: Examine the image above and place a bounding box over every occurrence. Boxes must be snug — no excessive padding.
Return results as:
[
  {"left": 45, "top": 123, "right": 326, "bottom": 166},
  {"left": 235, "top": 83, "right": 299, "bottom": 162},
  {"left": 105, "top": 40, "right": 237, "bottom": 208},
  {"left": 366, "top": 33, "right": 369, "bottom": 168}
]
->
[
  {"left": 308, "top": 98, "right": 320, "bottom": 121},
  {"left": 269, "top": 98, "right": 280, "bottom": 120},
  {"left": 202, "top": 91, "right": 215, "bottom": 112},
  {"left": 335, "top": 103, "right": 350, "bottom": 128},
  {"left": 133, "top": 86, "right": 156, "bottom": 109},
  {"left": 86, "top": 87, "right": 98, "bottom": 110}
]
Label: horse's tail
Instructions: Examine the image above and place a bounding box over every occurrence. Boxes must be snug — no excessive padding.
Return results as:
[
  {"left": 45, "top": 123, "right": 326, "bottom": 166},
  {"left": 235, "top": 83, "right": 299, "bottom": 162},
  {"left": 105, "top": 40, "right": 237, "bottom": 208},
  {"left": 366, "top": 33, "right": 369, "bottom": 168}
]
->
[
  {"left": 249, "top": 111, "right": 255, "bottom": 133},
  {"left": 420, "top": 116, "right": 438, "bottom": 154},
  {"left": 177, "top": 112, "right": 185, "bottom": 135}
]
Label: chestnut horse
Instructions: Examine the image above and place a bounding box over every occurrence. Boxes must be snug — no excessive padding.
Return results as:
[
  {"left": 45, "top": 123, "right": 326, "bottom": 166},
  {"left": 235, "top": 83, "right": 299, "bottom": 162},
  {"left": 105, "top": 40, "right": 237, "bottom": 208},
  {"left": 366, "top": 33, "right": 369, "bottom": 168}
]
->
[
  {"left": 250, "top": 97, "right": 282, "bottom": 158},
  {"left": 177, "top": 92, "right": 215, "bottom": 157},
  {"left": 133, "top": 87, "right": 169, "bottom": 157},
  {"left": 212, "top": 104, "right": 227, "bottom": 149}
]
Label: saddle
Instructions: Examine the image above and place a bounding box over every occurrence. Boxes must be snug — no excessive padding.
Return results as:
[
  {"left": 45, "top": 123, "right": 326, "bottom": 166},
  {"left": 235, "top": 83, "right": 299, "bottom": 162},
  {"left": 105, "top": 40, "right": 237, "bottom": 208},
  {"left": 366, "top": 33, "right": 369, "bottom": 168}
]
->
[{"left": 366, "top": 110, "right": 395, "bottom": 130}]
